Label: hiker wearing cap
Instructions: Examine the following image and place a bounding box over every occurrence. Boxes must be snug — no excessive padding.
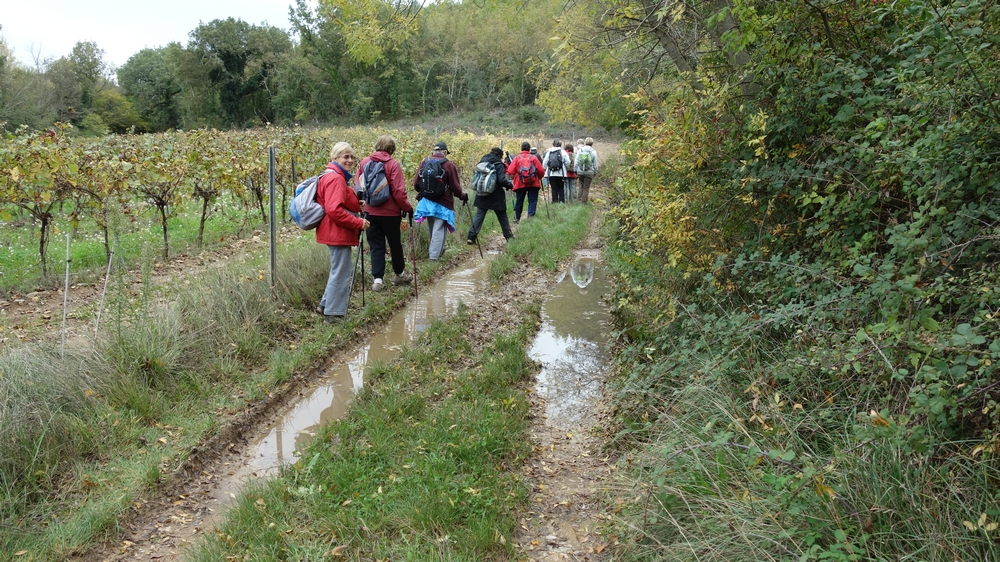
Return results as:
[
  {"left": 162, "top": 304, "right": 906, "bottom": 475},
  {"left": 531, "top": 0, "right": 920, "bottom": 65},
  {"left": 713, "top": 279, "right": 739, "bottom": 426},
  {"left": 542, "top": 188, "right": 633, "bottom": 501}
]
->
[
  {"left": 412, "top": 141, "right": 467, "bottom": 261},
  {"left": 316, "top": 142, "right": 369, "bottom": 324},
  {"left": 505, "top": 141, "right": 545, "bottom": 223},
  {"left": 467, "top": 147, "right": 514, "bottom": 245},
  {"left": 356, "top": 135, "right": 413, "bottom": 292}
]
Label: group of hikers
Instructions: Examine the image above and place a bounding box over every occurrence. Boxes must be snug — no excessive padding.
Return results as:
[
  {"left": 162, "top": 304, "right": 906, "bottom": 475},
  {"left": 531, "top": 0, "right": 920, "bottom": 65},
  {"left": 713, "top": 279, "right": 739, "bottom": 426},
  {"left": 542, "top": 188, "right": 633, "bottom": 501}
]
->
[{"left": 311, "top": 135, "right": 601, "bottom": 324}]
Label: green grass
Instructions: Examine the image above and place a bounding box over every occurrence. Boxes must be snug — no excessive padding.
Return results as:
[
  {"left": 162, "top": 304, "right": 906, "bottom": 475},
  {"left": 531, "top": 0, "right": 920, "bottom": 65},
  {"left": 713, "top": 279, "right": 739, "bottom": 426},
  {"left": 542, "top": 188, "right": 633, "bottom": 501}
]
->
[
  {"left": 489, "top": 201, "right": 592, "bottom": 282},
  {"left": 0, "top": 229, "right": 478, "bottom": 560},
  {"left": 0, "top": 192, "right": 266, "bottom": 292},
  {"left": 188, "top": 306, "right": 538, "bottom": 561},
  {"left": 0, "top": 182, "right": 593, "bottom": 560}
]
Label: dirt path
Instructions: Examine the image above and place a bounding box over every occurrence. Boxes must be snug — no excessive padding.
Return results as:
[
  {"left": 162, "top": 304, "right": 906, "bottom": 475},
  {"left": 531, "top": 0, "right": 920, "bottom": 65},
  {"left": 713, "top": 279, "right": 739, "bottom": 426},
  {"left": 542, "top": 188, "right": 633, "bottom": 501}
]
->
[
  {"left": 79, "top": 142, "right": 621, "bottom": 561},
  {"left": 512, "top": 197, "right": 617, "bottom": 561}
]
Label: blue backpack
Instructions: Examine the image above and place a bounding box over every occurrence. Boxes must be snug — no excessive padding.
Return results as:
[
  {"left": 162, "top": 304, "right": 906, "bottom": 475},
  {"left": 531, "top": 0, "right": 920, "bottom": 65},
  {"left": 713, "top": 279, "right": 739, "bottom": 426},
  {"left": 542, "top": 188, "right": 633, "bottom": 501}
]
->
[
  {"left": 357, "top": 160, "right": 391, "bottom": 206},
  {"left": 290, "top": 171, "right": 331, "bottom": 230}
]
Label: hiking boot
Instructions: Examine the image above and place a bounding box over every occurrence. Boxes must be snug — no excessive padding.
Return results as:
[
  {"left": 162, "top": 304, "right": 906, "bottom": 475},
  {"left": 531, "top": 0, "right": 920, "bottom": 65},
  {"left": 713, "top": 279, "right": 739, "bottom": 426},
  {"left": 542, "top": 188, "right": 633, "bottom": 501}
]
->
[
  {"left": 372, "top": 278, "right": 384, "bottom": 291},
  {"left": 467, "top": 237, "right": 476, "bottom": 245},
  {"left": 316, "top": 305, "right": 325, "bottom": 315},
  {"left": 392, "top": 271, "right": 412, "bottom": 285},
  {"left": 324, "top": 315, "right": 345, "bottom": 325}
]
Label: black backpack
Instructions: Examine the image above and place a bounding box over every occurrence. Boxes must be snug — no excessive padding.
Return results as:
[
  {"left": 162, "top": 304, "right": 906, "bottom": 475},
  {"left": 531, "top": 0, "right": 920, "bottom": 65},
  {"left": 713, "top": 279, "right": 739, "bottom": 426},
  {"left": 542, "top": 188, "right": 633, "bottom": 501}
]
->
[
  {"left": 547, "top": 149, "right": 563, "bottom": 172},
  {"left": 357, "top": 160, "right": 391, "bottom": 206},
  {"left": 419, "top": 158, "right": 448, "bottom": 198}
]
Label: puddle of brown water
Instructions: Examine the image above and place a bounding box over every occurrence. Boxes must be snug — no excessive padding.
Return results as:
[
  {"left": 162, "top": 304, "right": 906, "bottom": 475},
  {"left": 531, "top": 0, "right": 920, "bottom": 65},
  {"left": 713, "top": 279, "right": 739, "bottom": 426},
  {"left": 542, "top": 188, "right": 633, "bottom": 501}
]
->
[
  {"left": 249, "top": 256, "right": 493, "bottom": 471},
  {"left": 529, "top": 252, "right": 611, "bottom": 427}
]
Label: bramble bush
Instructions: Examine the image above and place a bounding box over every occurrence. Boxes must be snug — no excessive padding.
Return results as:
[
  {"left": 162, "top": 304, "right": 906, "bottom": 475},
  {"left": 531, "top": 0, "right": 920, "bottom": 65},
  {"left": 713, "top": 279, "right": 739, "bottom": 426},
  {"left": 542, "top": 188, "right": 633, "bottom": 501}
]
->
[{"left": 605, "top": 0, "right": 1000, "bottom": 559}]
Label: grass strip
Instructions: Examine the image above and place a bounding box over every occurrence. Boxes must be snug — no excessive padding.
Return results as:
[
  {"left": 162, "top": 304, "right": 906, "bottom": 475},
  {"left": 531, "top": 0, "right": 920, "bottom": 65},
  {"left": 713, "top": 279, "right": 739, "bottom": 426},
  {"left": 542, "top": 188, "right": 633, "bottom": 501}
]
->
[
  {"left": 188, "top": 305, "right": 537, "bottom": 560},
  {"left": 489, "top": 202, "right": 592, "bottom": 281},
  {"left": 0, "top": 223, "right": 481, "bottom": 559}
]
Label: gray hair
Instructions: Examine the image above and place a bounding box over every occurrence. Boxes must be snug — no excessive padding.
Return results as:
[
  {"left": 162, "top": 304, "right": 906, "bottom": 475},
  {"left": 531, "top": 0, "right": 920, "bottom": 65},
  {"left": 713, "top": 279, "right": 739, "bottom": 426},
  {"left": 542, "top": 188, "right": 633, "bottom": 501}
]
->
[{"left": 585, "top": 137, "right": 594, "bottom": 146}]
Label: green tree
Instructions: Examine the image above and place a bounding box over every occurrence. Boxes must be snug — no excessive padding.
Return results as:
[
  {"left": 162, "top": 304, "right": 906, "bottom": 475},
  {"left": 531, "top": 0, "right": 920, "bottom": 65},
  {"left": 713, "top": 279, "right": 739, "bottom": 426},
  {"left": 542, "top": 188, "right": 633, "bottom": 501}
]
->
[
  {"left": 0, "top": 39, "right": 59, "bottom": 130},
  {"left": 44, "top": 58, "right": 83, "bottom": 124},
  {"left": 67, "top": 41, "right": 110, "bottom": 111},
  {"left": 117, "top": 47, "right": 182, "bottom": 131},
  {"left": 92, "top": 90, "right": 142, "bottom": 133},
  {"left": 185, "top": 18, "right": 292, "bottom": 127}
]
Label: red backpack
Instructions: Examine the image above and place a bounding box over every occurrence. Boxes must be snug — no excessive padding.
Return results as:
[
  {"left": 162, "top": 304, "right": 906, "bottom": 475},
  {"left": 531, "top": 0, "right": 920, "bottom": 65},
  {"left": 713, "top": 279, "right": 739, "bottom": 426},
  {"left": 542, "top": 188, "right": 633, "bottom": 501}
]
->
[{"left": 516, "top": 155, "right": 537, "bottom": 185}]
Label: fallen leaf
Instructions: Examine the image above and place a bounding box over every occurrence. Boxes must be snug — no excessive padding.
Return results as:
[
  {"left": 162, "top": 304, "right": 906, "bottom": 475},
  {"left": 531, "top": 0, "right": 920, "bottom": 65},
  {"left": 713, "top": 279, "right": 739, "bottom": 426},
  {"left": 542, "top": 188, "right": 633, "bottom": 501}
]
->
[{"left": 595, "top": 544, "right": 607, "bottom": 553}]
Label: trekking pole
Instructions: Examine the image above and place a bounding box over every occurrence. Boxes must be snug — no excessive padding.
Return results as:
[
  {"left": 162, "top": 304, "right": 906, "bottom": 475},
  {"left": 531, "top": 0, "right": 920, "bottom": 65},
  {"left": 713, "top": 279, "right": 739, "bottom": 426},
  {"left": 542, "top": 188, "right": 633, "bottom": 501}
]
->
[
  {"left": 541, "top": 184, "right": 551, "bottom": 220},
  {"left": 348, "top": 237, "right": 362, "bottom": 310},
  {"left": 360, "top": 219, "right": 366, "bottom": 307},
  {"left": 464, "top": 201, "right": 483, "bottom": 258},
  {"left": 408, "top": 211, "right": 418, "bottom": 298}
]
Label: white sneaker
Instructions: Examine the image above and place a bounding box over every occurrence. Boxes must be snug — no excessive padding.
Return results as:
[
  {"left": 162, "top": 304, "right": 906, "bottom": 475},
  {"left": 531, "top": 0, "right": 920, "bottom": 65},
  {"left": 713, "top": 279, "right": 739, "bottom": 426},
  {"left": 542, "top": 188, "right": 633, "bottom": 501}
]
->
[{"left": 372, "top": 278, "right": 384, "bottom": 291}]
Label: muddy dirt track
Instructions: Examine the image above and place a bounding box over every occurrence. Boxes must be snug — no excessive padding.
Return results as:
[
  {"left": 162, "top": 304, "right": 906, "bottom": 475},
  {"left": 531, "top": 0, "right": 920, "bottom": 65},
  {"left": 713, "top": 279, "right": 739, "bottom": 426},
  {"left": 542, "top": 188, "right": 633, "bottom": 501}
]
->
[{"left": 57, "top": 144, "right": 621, "bottom": 561}]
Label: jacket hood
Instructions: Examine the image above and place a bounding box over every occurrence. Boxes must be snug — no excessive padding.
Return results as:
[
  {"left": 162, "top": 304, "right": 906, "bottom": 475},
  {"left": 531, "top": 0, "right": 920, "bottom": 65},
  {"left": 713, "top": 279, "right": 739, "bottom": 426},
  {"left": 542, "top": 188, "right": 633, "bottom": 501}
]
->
[
  {"left": 481, "top": 153, "right": 503, "bottom": 165},
  {"left": 369, "top": 151, "right": 392, "bottom": 163}
]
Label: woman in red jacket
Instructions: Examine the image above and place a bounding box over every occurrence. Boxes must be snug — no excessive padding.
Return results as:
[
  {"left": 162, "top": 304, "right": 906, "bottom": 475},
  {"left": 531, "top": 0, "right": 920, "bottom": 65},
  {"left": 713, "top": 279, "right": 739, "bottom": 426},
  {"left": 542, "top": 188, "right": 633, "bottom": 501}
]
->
[
  {"left": 356, "top": 135, "right": 413, "bottom": 291},
  {"left": 316, "top": 141, "right": 370, "bottom": 323}
]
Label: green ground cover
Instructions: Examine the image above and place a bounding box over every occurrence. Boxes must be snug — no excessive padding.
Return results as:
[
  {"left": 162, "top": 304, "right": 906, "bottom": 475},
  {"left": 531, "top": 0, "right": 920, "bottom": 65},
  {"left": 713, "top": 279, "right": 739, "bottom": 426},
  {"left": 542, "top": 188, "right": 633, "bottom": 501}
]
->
[{"left": 0, "top": 196, "right": 593, "bottom": 560}]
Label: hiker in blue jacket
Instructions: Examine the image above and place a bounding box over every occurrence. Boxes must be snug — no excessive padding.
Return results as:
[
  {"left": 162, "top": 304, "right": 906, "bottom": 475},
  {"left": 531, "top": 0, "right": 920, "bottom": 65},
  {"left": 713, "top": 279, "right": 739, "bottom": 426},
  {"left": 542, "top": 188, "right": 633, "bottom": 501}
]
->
[{"left": 467, "top": 147, "right": 514, "bottom": 245}]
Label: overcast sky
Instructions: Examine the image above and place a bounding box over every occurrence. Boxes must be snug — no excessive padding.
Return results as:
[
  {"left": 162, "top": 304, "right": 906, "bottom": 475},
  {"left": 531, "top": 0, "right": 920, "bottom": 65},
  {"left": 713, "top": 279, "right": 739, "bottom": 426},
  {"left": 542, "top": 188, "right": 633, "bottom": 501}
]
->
[{"left": 1, "top": 0, "right": 311, "bottom": 70}]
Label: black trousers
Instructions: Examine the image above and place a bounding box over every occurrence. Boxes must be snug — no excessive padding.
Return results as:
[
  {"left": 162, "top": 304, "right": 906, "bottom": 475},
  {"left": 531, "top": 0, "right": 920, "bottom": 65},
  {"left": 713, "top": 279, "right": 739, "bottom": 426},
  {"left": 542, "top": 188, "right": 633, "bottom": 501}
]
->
[
  {"left": 365, "top": 214, "right": 406, "bottom": 279},
  {"left": 468, "top": 207, "right": 514, "bottom": 240},
  {"left": 549, "top": 176, "right": 565, "bottom": 202}
]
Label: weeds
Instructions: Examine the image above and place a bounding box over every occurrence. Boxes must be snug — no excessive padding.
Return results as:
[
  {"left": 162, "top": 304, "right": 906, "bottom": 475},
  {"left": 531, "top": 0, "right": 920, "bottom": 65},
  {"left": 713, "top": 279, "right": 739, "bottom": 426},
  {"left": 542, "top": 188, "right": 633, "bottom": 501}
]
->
[
  {"left": 494, "top": 202, "right": 591, "bottom": 279},
  {"left": 189, "top": 307, "right": 537, "bottom": 560},
  {"left": 0, "top": 232, "right": 449, "bottom": 558}
]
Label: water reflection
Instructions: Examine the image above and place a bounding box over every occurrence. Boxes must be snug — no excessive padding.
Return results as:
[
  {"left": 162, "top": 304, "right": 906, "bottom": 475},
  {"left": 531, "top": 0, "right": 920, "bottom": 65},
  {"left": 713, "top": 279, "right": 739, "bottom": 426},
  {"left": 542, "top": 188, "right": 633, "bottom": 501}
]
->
[
  {"left": 249, "top": 259, "right": 491, "bottom": 470},
  {"left": 530, "top": 256, "right": 611, "bottom": 427},
  {"left": 570, "top": 257, "right": 595, "bottom": 289}
]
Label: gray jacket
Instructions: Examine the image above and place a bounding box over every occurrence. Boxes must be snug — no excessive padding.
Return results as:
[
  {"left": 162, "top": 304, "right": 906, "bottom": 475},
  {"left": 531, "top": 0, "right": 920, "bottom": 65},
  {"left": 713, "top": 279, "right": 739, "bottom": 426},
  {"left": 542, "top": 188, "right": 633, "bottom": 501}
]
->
[{"left": 542, "top": 147, "right": 571, "bottom": 178}]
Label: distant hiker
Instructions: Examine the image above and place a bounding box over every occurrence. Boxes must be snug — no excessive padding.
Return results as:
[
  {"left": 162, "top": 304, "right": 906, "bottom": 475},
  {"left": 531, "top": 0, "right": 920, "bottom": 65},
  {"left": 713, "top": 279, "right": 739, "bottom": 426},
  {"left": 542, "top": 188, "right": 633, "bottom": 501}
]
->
[
  {"left": 467, "top": 147, "right": 514, "bottom": 245},
  {"left": 574, "top": 137, "right": 600, "bottom": 204},
  {"left": 316, "top": 142, "right": 369, "bottom": 323},
  {"left": 412, "top": 141, "right": 467, "bottom": 261},
  {"left": 505, "top": 141, "right": 545, "bottom": 223},
  {"left": 563, "top": 142, "right": 577, "bottom": 204},
  {"left": 543, "top": 139, "right": 570, "bottom": 203},
  {"left": 356, "top": 135, "right": 413, "bottom": 292}
]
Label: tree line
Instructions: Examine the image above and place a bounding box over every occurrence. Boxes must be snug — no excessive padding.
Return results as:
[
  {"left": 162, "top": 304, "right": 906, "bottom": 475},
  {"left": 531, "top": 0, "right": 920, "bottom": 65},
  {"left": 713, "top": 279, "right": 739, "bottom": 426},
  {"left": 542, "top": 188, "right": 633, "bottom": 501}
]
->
[{"left": 0, "top": 0, "right": 550, "bottom": 134}]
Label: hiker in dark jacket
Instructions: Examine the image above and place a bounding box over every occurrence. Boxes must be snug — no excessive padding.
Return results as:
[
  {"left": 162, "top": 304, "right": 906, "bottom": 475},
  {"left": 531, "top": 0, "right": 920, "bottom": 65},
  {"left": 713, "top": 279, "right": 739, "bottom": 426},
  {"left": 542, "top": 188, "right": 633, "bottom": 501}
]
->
[
  {"left": 467, "top": 147, "right": 514, "bottom": 244},
  {"left": 505, "top": 141, "right": 545, "bottom": 223},
  {"left": 412, "top": 141, "right": 467, "bottom": 261},
  {"left": 356, "top": 135, "right": 413, "bottom": 292}
]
